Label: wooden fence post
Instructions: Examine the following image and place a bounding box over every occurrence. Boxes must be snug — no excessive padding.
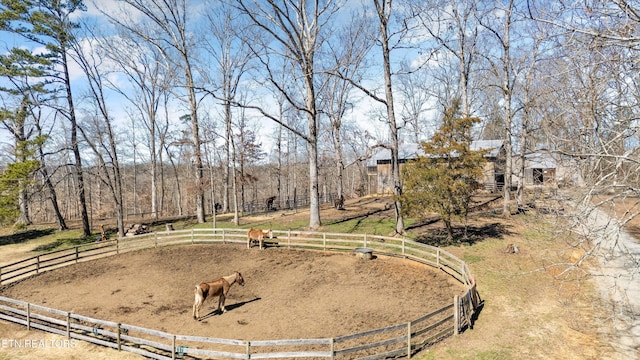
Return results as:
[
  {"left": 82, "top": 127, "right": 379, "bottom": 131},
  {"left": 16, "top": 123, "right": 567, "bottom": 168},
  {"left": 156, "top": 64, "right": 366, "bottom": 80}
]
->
[
  {"left": 191, "top": 229, "right": 194, "bottom": 244},
  {"left": 330, "top": 338, "right": 335, "bottom": 360},
  {"left": 402, "top": 238, "right": 406, "bottom": 256},
  {"left": 437, "top": 249, "right": 440, "bottom": 268},
  {"left": 323, "top": 233, "right": 327, "bottom": 250},
  {"left": 453, "top": 295, "right": 459, "bottom": 335},
  {"left": 117, "top": 323, "right": 122, "bottom": 351},
  {"left": 116, "top": 238, "right": 120, "bottom": 255},
  {"left": 246, "top": 341, "right": 251, "bottom": 359},
  {"left": 407, "top": 322, "right": 412, "bottom": 358},
  {"left": 26, "top": 303, "right": 31, "bottom": 331},
  {"left": 364, "top": 233, "right": 368, "bottom": 248},
  {"left": 0, "top": 266, "right": 3, "bottom": 285},
  {"left": 172, "top": 335, "right": 176, "bottom": 360},
  {"left": 75, "top": 246, "right": 79, "bottom": 263},
  {"left": 36, "top": 256, "right": 40, "bottom": 274},
  {"left": 66, "top": 312, "right": 70, "bottom": 339},
  {"left": 287, "top": 230, "right": 291, "bottom": 249},
  {"left": 155, "top": 232, "right": 158, "bottom": 248}
]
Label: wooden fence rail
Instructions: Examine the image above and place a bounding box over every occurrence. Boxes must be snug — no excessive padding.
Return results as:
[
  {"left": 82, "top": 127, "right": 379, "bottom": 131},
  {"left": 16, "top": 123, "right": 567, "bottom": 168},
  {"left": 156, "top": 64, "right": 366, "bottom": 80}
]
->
[{"left": 0, "top": 228, "right": 480, "bottom": 359}]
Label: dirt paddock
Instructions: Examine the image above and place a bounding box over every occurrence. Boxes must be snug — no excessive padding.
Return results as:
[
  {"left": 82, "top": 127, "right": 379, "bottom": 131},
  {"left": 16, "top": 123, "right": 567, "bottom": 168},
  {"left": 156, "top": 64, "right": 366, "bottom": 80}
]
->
[{"left": 0, "top": 244, "right": 461, "bottom": 341}]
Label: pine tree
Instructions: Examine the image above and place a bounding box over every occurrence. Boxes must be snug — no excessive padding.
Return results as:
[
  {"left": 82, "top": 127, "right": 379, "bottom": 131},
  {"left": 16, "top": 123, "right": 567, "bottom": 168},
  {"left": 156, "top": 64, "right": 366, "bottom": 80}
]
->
[
  {"left": 0, "top": 144, "right": 40, "bottom": 227},
  {"left": 0, "top": 0, "right": 90, "bottom": 235},
  {"left": 400, "top": 100, "right": 486, "bottom": 241}
]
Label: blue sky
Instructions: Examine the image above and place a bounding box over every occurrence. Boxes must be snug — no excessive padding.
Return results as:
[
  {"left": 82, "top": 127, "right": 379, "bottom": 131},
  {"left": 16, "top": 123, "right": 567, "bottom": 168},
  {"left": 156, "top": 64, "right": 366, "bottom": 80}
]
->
[{"left": 0, "top": 0, "right": 436, "bottom": 166}]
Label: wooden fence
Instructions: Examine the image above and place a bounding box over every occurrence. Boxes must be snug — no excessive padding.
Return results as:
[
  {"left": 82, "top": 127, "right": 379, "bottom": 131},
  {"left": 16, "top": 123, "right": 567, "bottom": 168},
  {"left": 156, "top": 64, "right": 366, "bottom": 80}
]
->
[{"left": 0, "top": 228, "right": 480, "bottom": 359}]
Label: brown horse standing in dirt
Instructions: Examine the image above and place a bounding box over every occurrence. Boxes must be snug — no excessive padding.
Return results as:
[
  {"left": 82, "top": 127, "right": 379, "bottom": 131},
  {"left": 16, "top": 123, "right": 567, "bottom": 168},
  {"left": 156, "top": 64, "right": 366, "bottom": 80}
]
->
[
  {"left": 192, "top": 271, "right": 245, "bottom": 320},
  {"left": 247, "top": 228, "right": 273, "bottom": 249}
]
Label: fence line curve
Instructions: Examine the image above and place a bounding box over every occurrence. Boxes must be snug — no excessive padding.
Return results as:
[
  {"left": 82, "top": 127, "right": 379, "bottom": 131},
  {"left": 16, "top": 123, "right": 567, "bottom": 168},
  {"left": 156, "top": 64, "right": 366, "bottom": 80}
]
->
[{"left": 0, "top": 228, "right": 481, "bottom": 359}]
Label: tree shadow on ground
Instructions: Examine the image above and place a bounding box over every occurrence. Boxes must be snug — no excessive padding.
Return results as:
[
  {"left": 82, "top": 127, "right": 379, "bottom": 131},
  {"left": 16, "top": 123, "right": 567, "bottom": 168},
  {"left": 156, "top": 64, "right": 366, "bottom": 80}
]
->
[
  {"left": 414, "top": 222, "right": 512, "bottom": 247},
  {"left": 0, "top": 229, "right": 55, "bottom": 247}
]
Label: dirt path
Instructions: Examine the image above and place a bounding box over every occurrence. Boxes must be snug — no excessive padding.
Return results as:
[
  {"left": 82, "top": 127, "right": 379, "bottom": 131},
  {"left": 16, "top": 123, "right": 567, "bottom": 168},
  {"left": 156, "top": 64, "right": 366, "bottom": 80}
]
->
[{"left": 576, "top": 205, "right": 640, "bottom": 359}]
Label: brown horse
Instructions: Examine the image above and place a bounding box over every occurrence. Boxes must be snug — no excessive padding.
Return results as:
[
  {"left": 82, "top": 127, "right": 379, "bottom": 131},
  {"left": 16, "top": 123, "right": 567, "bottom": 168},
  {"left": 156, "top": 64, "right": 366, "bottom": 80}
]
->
[
  {"left": 247, "top": 228, "right": 273, "bottom": 249},
  {"left": 192, "top": 271, "right": 245, "bottom": 320}
]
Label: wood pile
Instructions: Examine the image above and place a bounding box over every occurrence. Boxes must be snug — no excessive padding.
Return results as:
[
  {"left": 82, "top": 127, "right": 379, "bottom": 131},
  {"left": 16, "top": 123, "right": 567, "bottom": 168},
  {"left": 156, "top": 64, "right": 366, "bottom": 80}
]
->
[{"left": 125, "top": 224, "right": 150, "bottom": 237}]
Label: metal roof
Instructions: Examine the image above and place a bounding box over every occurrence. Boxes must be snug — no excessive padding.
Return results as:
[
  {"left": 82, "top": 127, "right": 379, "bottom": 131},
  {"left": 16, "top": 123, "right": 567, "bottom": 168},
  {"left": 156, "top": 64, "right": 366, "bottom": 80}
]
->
[{"left": 370, "top": 140, "right": 504, "bottom": 164}]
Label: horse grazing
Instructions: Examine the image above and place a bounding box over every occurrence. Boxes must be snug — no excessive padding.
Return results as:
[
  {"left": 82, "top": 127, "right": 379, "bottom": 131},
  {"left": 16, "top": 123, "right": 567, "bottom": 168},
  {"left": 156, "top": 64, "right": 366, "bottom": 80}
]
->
[
  {"left": 192, "top": 271, "right": 245, "bottom": 320},
  {"left": 247, "top": 228, "right": 272, "bottom": 249}
]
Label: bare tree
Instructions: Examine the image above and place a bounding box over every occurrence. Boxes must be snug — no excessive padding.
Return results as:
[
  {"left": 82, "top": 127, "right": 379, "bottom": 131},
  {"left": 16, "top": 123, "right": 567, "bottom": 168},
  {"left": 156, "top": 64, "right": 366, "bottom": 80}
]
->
[
  {"left": 323, "top": 14, "right": 372, "bottom": 206},
  {"left": 231, "top": 0, "right": 341, "bottom": 229},
  {"left": 478, "top": 0, "right": 517, "bottom": 215},
  {"left": 104, "top": 0, "right": 207, "bottom": 223},
  {"left": 412, "top": 0, "right": 480, "bottom": 119},
  {"left": 528, "top": 3, "right": 640, "bottom": 354},
  {"left": 202, "top": 4, "right": 254, "bottom": 216},
  {"left": 396, "top": 62, "right": 434, "bottom": 144},
  {"left": 99, "top": 27, "right": 174, "bottom": 222},
  {"left": 70, "top": 31, "right": 127, "bottom": 237},
  {"left": 368, "top": 0, "right": 410, "bottom": 234}
]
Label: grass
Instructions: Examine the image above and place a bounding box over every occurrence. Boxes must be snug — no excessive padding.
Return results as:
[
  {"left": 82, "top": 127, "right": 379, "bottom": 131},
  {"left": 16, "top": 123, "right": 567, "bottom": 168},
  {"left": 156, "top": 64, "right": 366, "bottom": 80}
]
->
[
  {"left": 0, "top": 197, "right": 616, "bottom": 360},
  {"left": 422, "top": 349, "right": 512, "bottom": 360},
  {"left": 31, "top": 234, "right": 97, "bottom": 252},
  {"left": 0, "top": 229, "right": 56, "bottom": 246}
]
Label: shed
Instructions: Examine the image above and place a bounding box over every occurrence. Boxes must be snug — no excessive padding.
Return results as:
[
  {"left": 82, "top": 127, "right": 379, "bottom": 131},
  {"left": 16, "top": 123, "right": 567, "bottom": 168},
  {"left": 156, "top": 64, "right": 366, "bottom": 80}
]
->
[{"left": 523, "top": 152, "right": 556, "bottom": 185}]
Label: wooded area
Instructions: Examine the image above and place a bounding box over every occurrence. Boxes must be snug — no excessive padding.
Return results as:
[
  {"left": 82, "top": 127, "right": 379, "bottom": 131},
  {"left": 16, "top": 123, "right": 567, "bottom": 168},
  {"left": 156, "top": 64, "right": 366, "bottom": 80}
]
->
[{"left": 0, "top": 0, "right": 639, "bottom": 240}]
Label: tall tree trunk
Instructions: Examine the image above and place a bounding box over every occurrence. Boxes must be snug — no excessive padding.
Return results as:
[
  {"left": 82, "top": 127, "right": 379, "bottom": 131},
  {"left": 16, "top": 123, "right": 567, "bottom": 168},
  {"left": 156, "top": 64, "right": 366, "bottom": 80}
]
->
[
  {"left": 304, "top": 71, "right": 321, "bottom": 230},
  {"left": 185, "top": 64, "right": 206, "bottom": 223},
  {"left": 501, "top": 2, "right": 513, "bottom": 218},
  {"left": 63, "top": 48, "right": 91, "bottom": 236},
  {"left": 231, "top": 126, "right": 240, "bottom": 225},
  {"left": 17, "top": 188, "right": 30, "bottom": 225},
  {"left": 376, "top": 0, "right": 404, "bottom": 234},
  {"left": 40, "top": 166, "right": 68, "bottom": 230}
]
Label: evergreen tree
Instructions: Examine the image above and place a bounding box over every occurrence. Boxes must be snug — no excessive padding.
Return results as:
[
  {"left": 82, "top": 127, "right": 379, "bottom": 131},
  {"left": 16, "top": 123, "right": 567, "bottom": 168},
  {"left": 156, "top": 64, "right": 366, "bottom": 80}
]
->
[
  {"left": 0, "top": 0, "right": 90, "bottom": 235},
  {"left": 0, "top": 142, "right": 40, "bottom": 227},
  {"left": 401, "top": 100, "right": 486, "bottom": 241}
]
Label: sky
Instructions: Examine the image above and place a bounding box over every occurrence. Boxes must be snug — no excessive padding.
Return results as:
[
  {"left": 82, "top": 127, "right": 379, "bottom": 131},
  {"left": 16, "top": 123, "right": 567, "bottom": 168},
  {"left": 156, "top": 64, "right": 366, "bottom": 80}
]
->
[{"left": 0, "top": 0, "right": 434, "bottom": 167}]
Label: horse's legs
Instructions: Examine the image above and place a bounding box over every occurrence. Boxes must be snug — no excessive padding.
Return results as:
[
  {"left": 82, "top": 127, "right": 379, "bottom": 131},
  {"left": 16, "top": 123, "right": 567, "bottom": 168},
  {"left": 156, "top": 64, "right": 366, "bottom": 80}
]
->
[
  {"left": 219, "top": 294, "right": 226, "bottom": 313},
  {"left": 193, "top": 293, "right": 202, "bottom": 320}
]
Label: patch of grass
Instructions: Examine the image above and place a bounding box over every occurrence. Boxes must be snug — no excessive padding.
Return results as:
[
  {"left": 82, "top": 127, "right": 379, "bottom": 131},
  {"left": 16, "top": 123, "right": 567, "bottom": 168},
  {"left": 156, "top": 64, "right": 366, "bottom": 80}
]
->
[
  {"left": 0, "top": 229, "right": 56, "bottom": 246},
  {"left": 462, "top": 254, "right": 485, "bottom": 264},
  {"left": 31, "top": 232, "right": 96, "bottom": 252},
  {"left": 419, "top": 348, "right": 512, "bottom": 360},
  {"left": 423, "top": 349, "right": 510, "bottom": 360},
  {"left": 322, "top": 216, "right": 398, "bottom": 235}
]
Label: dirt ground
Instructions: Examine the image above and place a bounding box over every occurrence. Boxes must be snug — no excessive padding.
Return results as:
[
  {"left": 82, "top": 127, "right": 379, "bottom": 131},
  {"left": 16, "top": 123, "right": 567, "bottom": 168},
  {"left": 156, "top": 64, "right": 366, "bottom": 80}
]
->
[
  {"left": 0, "top": 244, "right": 460, "bottom": 342},
  {"left": 0, "top": 194, "right": 631, "bottom": 359}
]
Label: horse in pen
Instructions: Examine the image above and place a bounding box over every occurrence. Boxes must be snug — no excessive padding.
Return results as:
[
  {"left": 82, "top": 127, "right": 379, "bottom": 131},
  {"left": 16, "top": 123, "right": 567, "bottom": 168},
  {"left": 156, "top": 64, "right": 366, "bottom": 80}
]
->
[
  {"left": 192, "top": 271, "right": 245, "bottom": 320},
  {"left": 247, "top": 228, "right": 273, "bottom": 249}
]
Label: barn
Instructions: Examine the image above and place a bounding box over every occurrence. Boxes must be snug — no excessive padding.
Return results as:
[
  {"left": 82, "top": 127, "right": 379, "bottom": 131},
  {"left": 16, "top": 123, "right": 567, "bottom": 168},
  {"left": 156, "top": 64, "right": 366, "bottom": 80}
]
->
[
  {"left": 369, "top": 140, "right": 507, "bottom": 195},
  {"left": 516, "top": 150, "right": 583, "bottom": 188}
]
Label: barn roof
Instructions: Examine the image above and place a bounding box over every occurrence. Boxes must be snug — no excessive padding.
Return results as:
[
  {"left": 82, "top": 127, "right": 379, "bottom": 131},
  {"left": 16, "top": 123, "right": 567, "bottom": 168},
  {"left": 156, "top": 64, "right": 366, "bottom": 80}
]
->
[
  {"left": 525, "top": 152, "right": 556, "bottom": 168},
  {"left": 470, "top": 140, "right": 504, "bottom": 158},
  {"left": 370, "top": 140, "right": 504, "bottom": 165}
]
